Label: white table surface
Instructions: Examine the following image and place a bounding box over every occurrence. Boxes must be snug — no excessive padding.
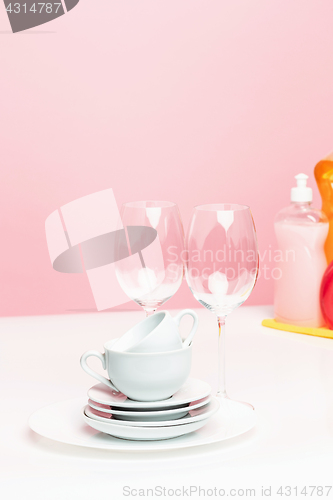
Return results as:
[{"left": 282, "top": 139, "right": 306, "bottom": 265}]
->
[{"left": 1, "top": 305, "right": 333, "bottom": 499}]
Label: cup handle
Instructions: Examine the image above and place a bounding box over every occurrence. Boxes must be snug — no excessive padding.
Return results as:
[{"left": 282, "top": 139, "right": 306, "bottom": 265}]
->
[
  {"left": 173, "top": 309, "right": 199, "bottom": 348},
  {"left": 80, "top": 350, "right": 119, "bottom": 392}
]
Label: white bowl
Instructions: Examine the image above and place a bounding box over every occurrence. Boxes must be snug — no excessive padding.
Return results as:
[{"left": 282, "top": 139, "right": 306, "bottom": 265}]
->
[{"left": 81, "top": 339, "right": 192, "bottom": 402}]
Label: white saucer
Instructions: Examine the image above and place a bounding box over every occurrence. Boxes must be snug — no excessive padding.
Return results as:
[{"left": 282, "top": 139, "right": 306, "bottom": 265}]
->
[
  {"left": 84, "top": 398, "right": 218, "bottom": 427},
  {"left": 87, "top": 396, "right": 210, "bottom": 422},
  {"left": 28, "top": 397, "right": 257, "bottom": 451},
  {"left": 83, "top": 410, "right": 215, "bottom": 441},
  {"left": 87, "top": 378, "right": 211, "bottom": 409}
]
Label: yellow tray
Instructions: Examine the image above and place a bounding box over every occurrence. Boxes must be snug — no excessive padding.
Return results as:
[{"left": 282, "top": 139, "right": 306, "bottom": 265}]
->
[{"left": 262, "top": 319, "right": 333, "bottom": 340}]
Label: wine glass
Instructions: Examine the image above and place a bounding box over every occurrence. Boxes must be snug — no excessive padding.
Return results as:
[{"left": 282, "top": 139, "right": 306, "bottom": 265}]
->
[
  {"left": 185, "top": 204, "right": 259, "bottom": 402},
  {"left": 115, "top": 201, "right": 185, "bottom": 316}
]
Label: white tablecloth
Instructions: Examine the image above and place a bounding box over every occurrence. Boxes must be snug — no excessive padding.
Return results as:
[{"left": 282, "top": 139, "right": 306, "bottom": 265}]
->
[{"left": 1, "top": 306, "right": 333, "bottom": 499}]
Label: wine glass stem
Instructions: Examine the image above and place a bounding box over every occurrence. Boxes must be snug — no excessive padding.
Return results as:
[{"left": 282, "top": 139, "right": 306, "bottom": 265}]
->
[
  {"left": 217, "top": 315, "right": 227, "bottom": 399},
  {"left": 145, "top": 308, "right": 157, "bottom": 317}
]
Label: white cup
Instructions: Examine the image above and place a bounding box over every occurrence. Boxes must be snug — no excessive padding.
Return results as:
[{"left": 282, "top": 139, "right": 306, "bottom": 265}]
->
[
  {"left": 111, "top": 309, "right": 198, "bottom": 353},
  {"left": 80, "top": 339, "right": 192, "bottom": 401}
]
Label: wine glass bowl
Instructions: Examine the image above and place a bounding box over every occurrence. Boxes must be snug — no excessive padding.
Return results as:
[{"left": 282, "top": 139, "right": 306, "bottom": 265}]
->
[
  {"left": 186, "top": 204, "right": 258, "bottom": 316},
  {"left": 115, "top": 201, "right": 185, "bottom": 316}
]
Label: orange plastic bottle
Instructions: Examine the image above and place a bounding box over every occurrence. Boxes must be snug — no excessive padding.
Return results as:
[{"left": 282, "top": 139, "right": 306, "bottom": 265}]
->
[{"left": 314, "top": 152, "right": 333, "bottom": 264}]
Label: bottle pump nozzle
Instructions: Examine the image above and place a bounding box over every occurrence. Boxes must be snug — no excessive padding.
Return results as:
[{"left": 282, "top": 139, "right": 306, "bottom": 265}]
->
[{"left": 291, "top": 173, "right": 313, "bottom": 202}]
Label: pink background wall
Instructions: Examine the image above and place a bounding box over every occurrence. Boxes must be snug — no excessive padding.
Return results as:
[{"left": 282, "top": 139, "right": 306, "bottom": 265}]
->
[{"left": 1, "top": 1, "right": 333, "bottom": 317}]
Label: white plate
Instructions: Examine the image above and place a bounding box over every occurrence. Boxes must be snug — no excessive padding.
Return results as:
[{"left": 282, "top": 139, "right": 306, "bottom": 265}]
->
[
  {"left": 84, "top": 398, "right": 218, "bottom": 427},
  {"left": 28, "top": 397, "right": 257, "bottom": 451},
  {"left": 88, "top": 378, "right": 211, "bottom": 409},
  {"left": 87, "top": 396, "right": 210, "bottom": 422},
  {"left": 82, "top": 410, "right": 215, "bottom": 441}
]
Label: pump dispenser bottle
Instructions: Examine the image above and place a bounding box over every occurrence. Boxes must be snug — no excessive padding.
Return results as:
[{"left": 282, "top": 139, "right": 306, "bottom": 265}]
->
[{"left": 274, "top": 174, "right": 329, "bottom": 327}]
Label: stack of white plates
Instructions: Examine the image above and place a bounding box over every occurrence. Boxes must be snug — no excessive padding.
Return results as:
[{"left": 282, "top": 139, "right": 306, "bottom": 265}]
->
[{"left": 83, "top": 378, "right": 220, "bottom": 441}]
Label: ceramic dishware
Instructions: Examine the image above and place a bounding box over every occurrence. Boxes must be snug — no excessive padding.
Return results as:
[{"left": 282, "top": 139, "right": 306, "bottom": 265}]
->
[
  {"left": 111, "top": 309, "right": 198, "bottom": 353},
  {"left": 80, "top": 339, "right": 192, "bottom": 401},
  {"left": 87, "top": 396, "right": 210, "bottom": 422},
  {"left": 28, "top": 396, "right": 257, "bottom": 451},
  {"left": 87, "top": 378, "right": 211, "bottom": 409},
  {"left": 84, "top": 398, "right": 218, "bottom": 427},
  {"left": 82, "top": 409, "right": 216, "bottom": 441},
  {"left": 88, "top": 399, "right": 189, "bottom": 421}
]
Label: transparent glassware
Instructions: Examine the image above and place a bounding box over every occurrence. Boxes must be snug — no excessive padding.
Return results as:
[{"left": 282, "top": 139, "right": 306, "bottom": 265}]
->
[
  {"left": 115, "top": 201, "right": 185, "bottom": 316},
  {"left": 185, "top": 204, "right": 259, "bottom": 401}
]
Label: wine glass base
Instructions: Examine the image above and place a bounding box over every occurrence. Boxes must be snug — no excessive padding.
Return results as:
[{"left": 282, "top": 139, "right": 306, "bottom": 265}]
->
[{"left": 216, "top": 392, "right": 254, "bottom": 411}]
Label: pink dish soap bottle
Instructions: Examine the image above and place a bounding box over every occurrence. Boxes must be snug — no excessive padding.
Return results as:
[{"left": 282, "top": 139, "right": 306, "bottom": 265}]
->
[{"left": 274, "top": 173, "right": 329, "bottom": 327}]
